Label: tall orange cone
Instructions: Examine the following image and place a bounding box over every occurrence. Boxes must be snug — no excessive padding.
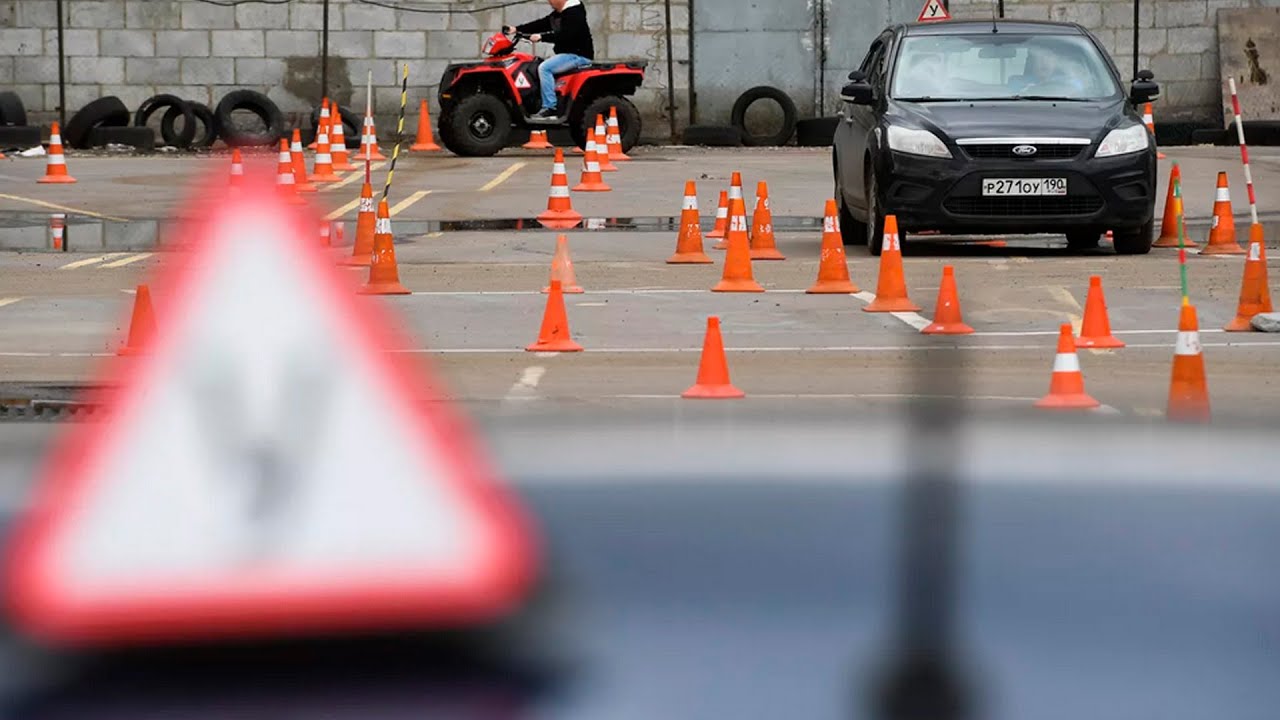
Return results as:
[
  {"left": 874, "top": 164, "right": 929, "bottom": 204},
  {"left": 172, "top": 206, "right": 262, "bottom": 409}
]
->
[
  {"left": 340, "top": 181, "right": 377, "bottom": 266},
  {"left": 1075, "top": 276, "right": 1125, "bottom": 348},
  {"left": 410, "top": 99, "right": 442, "bottom": 152},
  {"left": 527, "top": 279, "right": 583, "bottom": 352},
  {"left": 310, "top": 98, "right": 331, "bottom": 150},
  {"left": 707, "top": 190, "right": 730, "bottom": 242},
  {"left": 862, "top": 215, "right": 920, "bottom": 312},
  {"left": 330, "top": 112, "right": 355, "bottom": 171},
  {"left": 290, "top": 129, "right": 318, "bottom": 193},
  {"left": 275, "top": 139, "right": 305, "bottom": 205},
  {"left": 749, "top": 181, "right": 784, "bottom": 260},
  {"left": 573, "top": 129, "right": 611, "bottom": 192},
  {"left": 1034, "top": 324, "right": 1101, "bottom": 410},
  {"left": 668, "top": 181, "right": 712, "bottom": 264},
  {"left": 38, "top": 122, "right": 75, "bottom": 184},
  {"left": 1200, "top": 172, "right": 1244, "bottom": 255},
  {"left": 1144, "top": 103, "right": 1166, "bottom": 160},
  {"left": 118, "top": 284, "right": 156, "bottom": 356},
  {"left": 594, "top": 114, "right": 618, "bottom": 172},
  {"left": 542, "top": 234, "right": 583, "bottom": 293},
  {"left": 921, "top": 266, "right": 973, "bottom": 334},
  {"left": 537, "top": 148, "right": 583, "bottom": 229},
  {"left": 1167, "top": 303, "right": 1209, "bottom": 422},
  {"left": 359, "top": 110, "right": 386, "bottom": 161},
  {"left": 714, "top": 174, "right": 745, "bottom": 249},
  {"left": 1225, "top": 223, "right": 1274, "bottom": 331},
  {"left": 682, "top": 316, "right": 744, "bottom": 399},
  {"left": 807, "top": 199, "right": 859, "bottom": 293},
  {"left": 1154, "top": 164, "right": 1185, "bottom": 248},
  {"left": 357, "top": 200, "right": 410, "bottom": 295},
  {"left": 712, "top": 196, "right": 764, "bottom": 292},
  {"left": 606, "top": 106, "right": 630, "bottom": 161},
  {"left": 310, "top": 127, "right": 342, "bottom": 183},
  {"left": 228, "top": 148, "right": 244, "bottom": 188}
]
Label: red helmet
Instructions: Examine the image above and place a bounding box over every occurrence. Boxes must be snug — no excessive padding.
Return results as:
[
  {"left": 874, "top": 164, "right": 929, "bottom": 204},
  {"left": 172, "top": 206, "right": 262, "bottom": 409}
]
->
[{"left": 483, "top": 32, "right": 515, "bottom": 57}]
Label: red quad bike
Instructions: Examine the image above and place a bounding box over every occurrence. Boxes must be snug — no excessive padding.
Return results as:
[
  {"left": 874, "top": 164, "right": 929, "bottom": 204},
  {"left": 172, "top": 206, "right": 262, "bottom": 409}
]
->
[{"left": 437, "top": 31, "right": 646, "bottom": 157}]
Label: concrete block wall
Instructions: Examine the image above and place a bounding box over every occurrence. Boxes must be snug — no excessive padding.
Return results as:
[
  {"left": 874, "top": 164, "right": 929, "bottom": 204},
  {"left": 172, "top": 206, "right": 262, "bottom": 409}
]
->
[
  {"left": 948, "top": 0, "right": 1280, "bottom": 124},
  {"left": 0, "top": 0, "right": 691, "bottom": 141}
]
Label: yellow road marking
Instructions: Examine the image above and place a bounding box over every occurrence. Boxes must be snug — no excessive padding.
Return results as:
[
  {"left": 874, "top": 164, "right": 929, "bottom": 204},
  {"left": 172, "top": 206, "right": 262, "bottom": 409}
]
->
[
  {"left": 425, "top": 231, "right": 444, "bottom": 238},
  {"left": 324, "top": 198, "right": 361, "bottom": 221},
  {"left": 59, "top": 254, "right": 126, "bottom": 270},
  {"left": 478, "top": 162, "right": 526, "bottom": 192},
  {"left": 0, "top": 194, "right": 129, "bottom": 223},
  {"left": 100, "top": 253, "right": 152, "bottom": 268},
  {"left": 389, "top": 190, "right": 431, "bottom": 216},
  {"left": 0, "top": 297, "right": 23, "bottom": 309},
  {"left": 1046, "top": 286, "right": 1084, "bottom": 334},
  {"left": 323, "top": 162, "right": 385, "bottom": 192}
]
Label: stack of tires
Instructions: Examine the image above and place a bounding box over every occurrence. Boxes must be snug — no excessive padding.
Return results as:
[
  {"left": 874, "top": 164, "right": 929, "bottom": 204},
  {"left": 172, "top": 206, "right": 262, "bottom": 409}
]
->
[
  {"left": 0, "top": 92, "right": 42, "bottom": 151},
  {"left": 682, "top": 86, "right": 798, "bottom": 148}
]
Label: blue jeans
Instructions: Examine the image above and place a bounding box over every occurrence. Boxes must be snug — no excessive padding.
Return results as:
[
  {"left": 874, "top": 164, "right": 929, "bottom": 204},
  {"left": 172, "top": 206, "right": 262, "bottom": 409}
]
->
[{"left": 539, "top": 54, "right": 591, "bottom": 111}]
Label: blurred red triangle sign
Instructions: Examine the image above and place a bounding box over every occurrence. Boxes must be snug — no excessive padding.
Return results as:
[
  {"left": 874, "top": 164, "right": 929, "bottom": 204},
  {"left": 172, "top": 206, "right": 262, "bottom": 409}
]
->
[
  {"left": 4, "top": 184, "right": 539, "bottom": 647},
  {"left": 918, "top": 0, "right": 951, "bottom": 22}
]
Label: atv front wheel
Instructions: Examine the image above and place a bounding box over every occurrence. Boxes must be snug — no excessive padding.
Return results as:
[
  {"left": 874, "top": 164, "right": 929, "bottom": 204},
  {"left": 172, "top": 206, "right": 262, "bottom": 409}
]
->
[
  {"left": 442, "top": 94, "right": 511, "bottom": 156},
  {"left": 570, "top": 95, "right": 641, "bottom": 152}
]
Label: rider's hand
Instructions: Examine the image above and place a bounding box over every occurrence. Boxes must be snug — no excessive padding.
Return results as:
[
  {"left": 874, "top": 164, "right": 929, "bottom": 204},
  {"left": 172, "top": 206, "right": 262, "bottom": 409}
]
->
[{"left": 529, "top": 33, "right": 542, "bottom": 42}]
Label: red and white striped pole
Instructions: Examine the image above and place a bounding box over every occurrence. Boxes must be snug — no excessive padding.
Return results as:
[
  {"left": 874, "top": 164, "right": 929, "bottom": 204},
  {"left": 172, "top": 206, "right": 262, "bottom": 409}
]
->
[{"left": 1229, "top": 78, "right": 1259, "bottom": 226}]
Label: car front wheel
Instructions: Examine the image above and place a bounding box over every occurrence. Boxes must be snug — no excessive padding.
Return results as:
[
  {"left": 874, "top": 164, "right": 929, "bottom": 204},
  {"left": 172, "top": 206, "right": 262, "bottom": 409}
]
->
[
  {"left": 1112, "top": 219, "right": 1155, "bottom": 255},
  {"left": 834, "top": 153, "right": 867, "bottom": 246},
  {"left": 866, "top": 170, "right": 894, "bottom": 256}
]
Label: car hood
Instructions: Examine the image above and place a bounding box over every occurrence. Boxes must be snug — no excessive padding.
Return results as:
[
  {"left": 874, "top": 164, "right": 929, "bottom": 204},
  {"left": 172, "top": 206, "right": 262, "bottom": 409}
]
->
[{"left": 891, "top": 98, "right": 1128, "bottom": 142}]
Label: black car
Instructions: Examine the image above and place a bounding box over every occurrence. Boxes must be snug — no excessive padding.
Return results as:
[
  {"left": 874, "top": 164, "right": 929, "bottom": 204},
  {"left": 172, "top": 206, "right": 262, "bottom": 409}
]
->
[{"left": 833, "top": 20, "right": 1161, "bottom": 255}]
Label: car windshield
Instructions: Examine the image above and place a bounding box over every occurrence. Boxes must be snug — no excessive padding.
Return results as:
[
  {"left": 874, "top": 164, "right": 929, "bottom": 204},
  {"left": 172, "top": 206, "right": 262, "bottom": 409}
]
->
[{"left": 890, "top": 33, "right": 1121, "bottom": 102}]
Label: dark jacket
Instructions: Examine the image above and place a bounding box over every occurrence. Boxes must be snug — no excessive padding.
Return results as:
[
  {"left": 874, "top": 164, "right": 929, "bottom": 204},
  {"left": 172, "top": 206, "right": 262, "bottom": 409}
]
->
[{"left": 516, "top": 1, "right": 594, "bottom": 60}]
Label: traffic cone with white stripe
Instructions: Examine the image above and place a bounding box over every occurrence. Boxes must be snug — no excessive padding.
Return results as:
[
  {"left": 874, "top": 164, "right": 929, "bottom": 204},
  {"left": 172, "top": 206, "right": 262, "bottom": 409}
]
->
[
  {"left": 1076, "top": 276, "right": 1125, "bottom": 348},
  {"left": 228, "top": 148, "right": 244, "bottom": 189},
  {"left": 309, "top": 99, "right": 331, "bottom": 150},
  {"left": 1200, "top": 172, "right": 1244, "bottom": 255},
  {"left": 1167, "top": 303, "right": 1209, "bottom": 422},
  {"left": 1155, "top": 164, "right": 1182, "bottom": 247},
  {"left": 749, "top": 181, "right": 784, "bottom": 260},
  {"left": 543, "top": 234, "right": 583, "bottom": 293},
  {"left": 712, "top": 195, "right": 764, "bottom": 292},
  {"left": 537, "top": 148, "right": 583, "bottom": 229},
  {"left": 310, "top": 128, "right": 341, "bottom": 183},
  {"left": 290, "top": 129, "right": 318, "bottom": 193},
  {"left": 38, "top": 122, "right": 75, "bottom": 184},
  {"left": 714, "top": 173, "right": 745, "bottom": 249},
  {"left": 668, "top": 181, "right": 712, "bottom": 264},
  {"left": 1154, "top": 167, "right": 1196, "bottom": 249},
  {"left": 359, "top": 111, "right": 386, "bottom": 161},
  {"left": 1034, "top": 324, "right": 1101, "bottom": 410},
  {"left": 50, "top": 213, "right": 65, "bottom": 251},
  {"left": 275, "top": 139, "right": 305, "bottom": 205},
  {"left": 358, "top": 199, "right": 410, "bottom": 295},
  {"left": 341, "top": 181, "right": 377, "bottom": 266},
  {"left": 682, "top": 317, "right": 744, "bottom": 399},
  {"left": 607, "top": 106, "right": 630, "bottom": 161},
  {"left": 1143, "top": 103, "right": 1165, "bottom": 160},
  {"left": 330, "top": 113, "right": 355, "bottom": 171},
  {"left": 863, "top": 215, "right": 920, "bottom": 312},
  {"left": 523, "top": 130, "right": 553, "bottom": 150},
  {"left": 1225, "top": 223, "right": 1274, "bottom": 331},
  {"left": 594, "top": 114, "right": 617, "bottom": 172},
  {"left": 707, "top": 191, "right": 730, "bottom": 242},
  {"left": 807, "top": 199, "right": 859, "bottom": 293},
  {"left": 573, "top": 129, "right": 611, "bottom": 192},
  {"left": 410, "top": 99, "right": 442, "bottom": 152}
]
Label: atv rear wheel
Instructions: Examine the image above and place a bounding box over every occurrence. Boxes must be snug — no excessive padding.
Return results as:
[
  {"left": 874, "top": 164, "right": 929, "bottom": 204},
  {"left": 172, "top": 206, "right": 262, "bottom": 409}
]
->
[
  {"left": 443, "top": 94, "right": 511, "bottom": 157},
  {"left": 570, "top": 95, "right": 641, "bottom": 152}
]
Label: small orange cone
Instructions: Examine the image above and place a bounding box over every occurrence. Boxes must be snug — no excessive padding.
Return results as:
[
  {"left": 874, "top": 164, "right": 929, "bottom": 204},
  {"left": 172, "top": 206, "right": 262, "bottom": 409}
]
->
[
  {"left": 527, "top": 279, "right": 583, "bottom": 352},
  {"left": 863, "top": 215, "right": 920, "bottom": 312},
  {"left": 749, "top": 181, "right": 784, "bottom": 260},
  {"left": 543, "top": 234, "right": 583, "bottom": 293},
  {"left": 1034, "top": 324, "right": 1101, "bottom": 410},
  {"left": 38, "top": 122, "right": 75, "bottom": 184},
  {"left": 228, "top": 148, "right": 244, "bottom": 188},
  {"left": 537, "top": 148, "right": 583, "bottom": 229},
  {"left": 523, "top": 130, "right": 553, "bottom": 150},
  {"left": 712, "top": 196, "right": 764, "bottom": 292},
  {"left": 1225, "top": 223, "right": 1274, "bottom": 331},
  {"left": 410, "top": 99, "right": 442, "bottom": 152},
  {"left": 118, "top": 284, "right": 156, "bottom": 356},
  {"left": 330, "top": 112, "right": 355, "bottom": 171},
  {"left": 594, "top": 114, "right": 618, "bottom": 172},
  {"left": 1199, "top": 172, "right": 1244, "bottom": 255},
  {"left": 1076, "top": 276, "right": 1125, "bottom": 348},
  {"left": 340, "top": 181, "right": 377, "bottom": 266},
  {"left": 1144, "top": 103, "right": 1166, "bottom": 160},
  {"left": 310, "top": 98, "right": 331, "bottom": 150},
  {"left": 1167, "top": 303, "right": 1209, "bottom": 422},
  {"left": 667, "top": 180, "right": 712, "bottom": 264},
  {"left": 1154, "top": 165, "right": 1187, "bottom": 248},
  {"left": 320, "top": 220, "right": 332, "bottom": 248},
  {"left": 310, "top": 128, "right": 342, "bottom": 183},
  {"left": 358, "top": 199, "right": 410, "bottom": 295},
  {"left": 275, "top": 139, "right": 305, "bottom": 205},
  {"left": 807, "top": 199, "right": 859, "bottom": 293},
  {"left": 706, "top": 190, "right": 730, "bottom": 242},
  {"left": 921, "top": 266, "right": 973, "bottom": 334},
  {"left": 359, "top": 111, "right": 387, "bottom": 161},
  {"left": 606, "top": 106, "right": 630, "bottom": 161},
  {"left": 573, "top": 129, "right": 611, "bottom": 192},
  {"left": 682, "top": 316, "right": 744, "bottom": 399},
  {"left": 290, "top": 129, "right": 318, "bottom": 193}
]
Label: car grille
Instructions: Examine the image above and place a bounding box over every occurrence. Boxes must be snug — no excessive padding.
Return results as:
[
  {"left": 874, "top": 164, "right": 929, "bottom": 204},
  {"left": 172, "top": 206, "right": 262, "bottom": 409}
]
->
[
  {"left": 962, "top": 144, "right": 1085, "bottom": 160},
  {"left": 943, "top": 196, "right": 1104, "bottom": 217}
]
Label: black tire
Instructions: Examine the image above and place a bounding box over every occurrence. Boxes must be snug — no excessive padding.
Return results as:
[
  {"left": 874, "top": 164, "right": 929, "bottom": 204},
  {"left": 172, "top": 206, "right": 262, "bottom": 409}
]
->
[
  {"left": 63, "top": 96, "right": 131, "bottom": 149},
  {"left": 1113, "top": 219, "right": 1155, "bottom": 255},
  {"left": 213, "top": 89, "right": 285, "bottom": 148},
  {"left": 681, "top": 124, "right": 742, "bottom": 147},
  {"left": 834, "top": 150, "right": 867, "bottom": 246},
  {"left": 191, "top": 102, "right": 217, "bottom": 148},
  {"left": 0, "top": 125, "right": 42, "bottom": 150},
  {"left": 570, "top": 95, "right": 641, "bottom": 152},
  {"left": 159, "top": 101, "right": 214, "bottom": 149},
  {"left": 796, "top": 116, "right": 839, "bottom": 147},
  {"left": 731, "top": 86, "right": 798, "bottom": 147},
  {"left": 1189, "top": 128, "right": 1226, "bottom": 146},
  {"left": 866, "top": 168, "right": 893, "bottom": 256},
  {"left": 86, "top": 126, "right": 156, "bottom": 152},
  {"left": 135, "top": 94, "right": 195, "bottom": 149},
  {"left": 442, "top": 93, "right": 511, "bottom": 157},
  {"left": 0, "top": 91, "right": 27, "bottom": 127},
  {"left": 309, "top": 105, "right": 361, "bottom": 149},
  {"left": 1066, "top": 229, "right": 1101, "bottom": 250}
]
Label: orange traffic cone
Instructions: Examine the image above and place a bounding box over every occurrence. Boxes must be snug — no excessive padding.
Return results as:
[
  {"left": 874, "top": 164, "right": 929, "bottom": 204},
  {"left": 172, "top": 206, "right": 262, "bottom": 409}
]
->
[
  {"left": 1200, "top": 172, "right": 1244, "bottom": 255},
  {"left": 523, "top": 130, "right": 552, "bottom": 150},
  {"left": 714, "top": 174, "right": 745, "bottom": 249},
  {"left": 358, "top": 199, "right": 410, "bottom": 295},
  {"left": 290, "top": 129, "right": 318, "bottom": 193},
  {"left": 863, "top": 215, "right": 919, "bottom": 312},
  {"left": 921, "top": 266, "right": 973, "bottom": 334},
  {"left": 543, "top": 234, "right": 583, "bottom": 293},
  {"left": 682, "top": 316, "right": 744, "bottom": 399},
  {"left": 573, "top": 129, "right": 611, "bottom": 192},
  {"left": 310, "top": 127, "right": 342, "bottom": 183},
  {"left": 594, "top": 114, "right": 617, "bottom": 172},
  {"left": 359, "top": 111, "right": 386, "bottom": 161},
  {"left": 807, "top": 199, "right": 859, "bottom": 293},
  {"left": 1167, "top": 303, "right": 1209, "bottom": 422},
  {"left": 537, "top": 148, "right": 583, "bottom": 229},
  {"left": 527, "top": 279, "right": 583, "bottom": 352},
  {"left": 228, "top": 148, "right": 244, "bottom": 188},
  {"left": 1144, "top": 103, "right": 1166, "bottom": 160},
  {"left": 668, "top": 181, "right": 712, "bottom": 264},
  {"left": 50, "top": 213, "right": 65, "bottom": 251},
  {"left": 712, "top": 196, "right": 764, "bottom": 292},
  {"left": 38, "top": 122, "right": 75, "bottom": 184},
  {"left": 118, "top": 284, "right": 156, "bottom": 356},
  {"left": 330, "top": 112, "right": 355, "bottom": 171},
  {"left": 749, "top": 181, "right": 784, "bottom": 260},
  {"left": 275, "top": 139, "right": 305, "bottom": 205},
  {"left": 1154, "top": 165, "right": 1186, "bottom": 248},
  {"left": 1075, "top": 276, "right": 1125, "bottom": 348},
  {"left": 340, "top": 182, "right": 377, "bottom": 266},
  {"left": 310, "top": 98, "right": 331, "bottom": 150},
  {"left": 1034, "top": 324, "right": 1101, "bottom": 410},
  {"left": 410, "top": 99, "right": 442, "bottom": 152},
  {"left": 319, "top": 220, "right": 331, "bottom": 248},
  {"left": 1225, "top": 223, "right": 1274, "bottom": 331},
  {"left": 606, "top": 106, "right": 630, "bottom": 161},
  {"left": 707, "top": 190, "right": 729, "bottom": 242}
]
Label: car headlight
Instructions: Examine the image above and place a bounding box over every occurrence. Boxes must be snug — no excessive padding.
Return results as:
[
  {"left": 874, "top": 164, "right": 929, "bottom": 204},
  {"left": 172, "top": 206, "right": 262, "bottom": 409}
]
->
[
  {"left": 886, "top": 125, "right": 952, "bottom": 158},
  {"left": 1096, "top": 124, "right": 1150, "bottom": 158}
]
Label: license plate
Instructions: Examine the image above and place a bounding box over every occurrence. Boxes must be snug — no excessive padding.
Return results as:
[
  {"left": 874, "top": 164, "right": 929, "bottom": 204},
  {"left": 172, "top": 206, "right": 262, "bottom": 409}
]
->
[{"left": 982, "top": 178, "right": 1067, "bottom": 196}]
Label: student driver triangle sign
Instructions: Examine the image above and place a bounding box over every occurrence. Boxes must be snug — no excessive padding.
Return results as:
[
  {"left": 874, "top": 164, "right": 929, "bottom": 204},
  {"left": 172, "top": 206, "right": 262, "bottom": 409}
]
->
[
  {"left": 515, "top": 72, "right": 532, "bottom": 90},
  {"left": 918, "top": 0, "right": 951, "bottom": 22},
  {"left": 4, "top": 181, "right": 539, "bottom": 647}
]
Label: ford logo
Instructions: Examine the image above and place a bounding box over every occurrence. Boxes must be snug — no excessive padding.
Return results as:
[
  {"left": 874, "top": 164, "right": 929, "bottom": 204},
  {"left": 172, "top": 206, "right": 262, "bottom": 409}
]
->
[{"left": 1012, "top": 144, "right": 1038, "bottom": 156}]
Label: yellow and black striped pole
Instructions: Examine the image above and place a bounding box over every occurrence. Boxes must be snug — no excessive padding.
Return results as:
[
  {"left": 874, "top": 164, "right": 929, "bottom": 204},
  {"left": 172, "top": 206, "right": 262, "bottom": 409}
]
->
[{"left": 381, "top": 63, "right": 410, "bottom": 204}]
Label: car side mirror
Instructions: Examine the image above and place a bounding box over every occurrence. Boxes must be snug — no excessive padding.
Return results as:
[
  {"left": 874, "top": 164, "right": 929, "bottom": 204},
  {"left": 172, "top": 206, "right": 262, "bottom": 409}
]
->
[
  {"left": 1130, "top": 71, "right": 1160, "bottom": 104},
  {"left": 841, "top": 80, "right": 875, "bottom": 105}
]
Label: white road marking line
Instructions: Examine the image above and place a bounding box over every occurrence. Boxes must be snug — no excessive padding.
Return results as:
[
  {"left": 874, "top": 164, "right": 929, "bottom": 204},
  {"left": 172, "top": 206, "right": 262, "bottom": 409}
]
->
[
  {"left": 0, "top": 297, "right": 23, "bottom": 309},
  {"left": 479, "top": 162, "right": 527, "bottom": 192},
  {"left": 577, "top": 302, "right": 609, "bottom": 306},
  {"left": 100, "top": 253, "right": 152, "bottom": 269},
  {"left": 389, "top": 190, "right": 431, "bottom": 216},
  {"left": 323, "top": 162, "right": 385, "bottom": 192},
  {"left": 59, "top": 253, "right": 127, "bottom": 270},
  {"left": 324, "top": 198, "right": 361, "bottom": 221},
  {"left": 852, "top": 290, "right": 932, "bottom": 330},
  {"left": 502, "top": 365, "right": 546, "bottom": 403}
]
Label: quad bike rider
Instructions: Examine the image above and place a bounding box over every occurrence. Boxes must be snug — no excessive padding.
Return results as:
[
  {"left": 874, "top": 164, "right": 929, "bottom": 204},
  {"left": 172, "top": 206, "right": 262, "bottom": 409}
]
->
[{"left": 436, "top": 3, "right": 646, "bottom": 157}]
